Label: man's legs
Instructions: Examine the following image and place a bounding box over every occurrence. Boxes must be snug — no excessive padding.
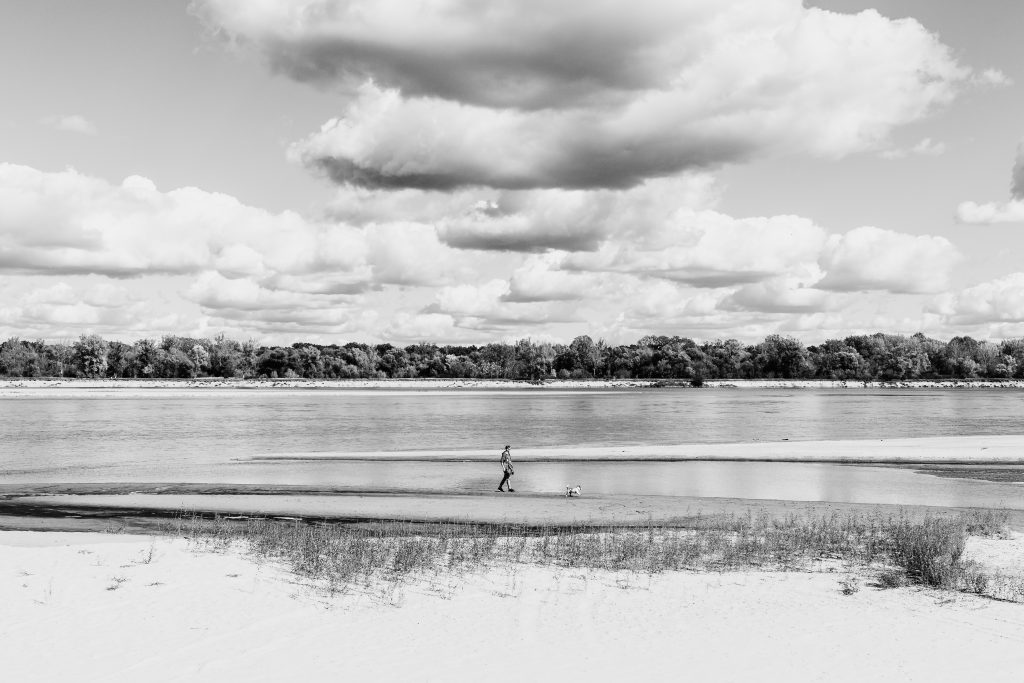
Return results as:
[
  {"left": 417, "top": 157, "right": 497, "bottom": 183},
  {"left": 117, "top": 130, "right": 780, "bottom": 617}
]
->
[{"left": 497, "top": 471, "right": 511, "bottom": 491}]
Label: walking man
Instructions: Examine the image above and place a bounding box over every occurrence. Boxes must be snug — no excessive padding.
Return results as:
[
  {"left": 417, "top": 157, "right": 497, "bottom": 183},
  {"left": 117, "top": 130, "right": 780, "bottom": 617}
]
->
[{"left": 497, "top": 444, "right": 515, "bottom": 492}]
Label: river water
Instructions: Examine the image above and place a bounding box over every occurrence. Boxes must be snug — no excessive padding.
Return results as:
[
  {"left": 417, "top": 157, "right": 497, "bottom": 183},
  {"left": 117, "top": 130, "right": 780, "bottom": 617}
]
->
[{"left": 2, "top": 388, "right": 1023, "bottom": 508}]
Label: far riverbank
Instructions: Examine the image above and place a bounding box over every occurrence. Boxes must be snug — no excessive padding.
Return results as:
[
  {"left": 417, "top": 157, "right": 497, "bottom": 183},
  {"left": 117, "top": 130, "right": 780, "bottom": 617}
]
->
[{"left": 4, "top": 377, "right": 1024, "bottom": 392}]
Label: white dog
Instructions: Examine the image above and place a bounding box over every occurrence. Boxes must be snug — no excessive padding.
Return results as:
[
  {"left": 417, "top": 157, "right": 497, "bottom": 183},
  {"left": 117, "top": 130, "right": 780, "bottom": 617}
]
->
[{"left": 565, "top": 485, "right": 582, "bottom": 498}]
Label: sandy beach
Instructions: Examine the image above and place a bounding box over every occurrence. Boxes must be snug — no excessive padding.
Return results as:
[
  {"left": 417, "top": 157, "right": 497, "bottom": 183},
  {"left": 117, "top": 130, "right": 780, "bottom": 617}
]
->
[{"left": 2, "top": 529, "right": 1023, "bottom": 682}]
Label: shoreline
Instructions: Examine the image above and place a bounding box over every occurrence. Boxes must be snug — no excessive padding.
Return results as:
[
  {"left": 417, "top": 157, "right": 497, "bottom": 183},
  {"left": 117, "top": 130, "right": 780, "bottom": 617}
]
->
[
  {"left": 6, "top": 490, "right": 1024, "bottom": 532},
  {"left": 4, "top": 377, "right": 1024, "bottom": 391}
]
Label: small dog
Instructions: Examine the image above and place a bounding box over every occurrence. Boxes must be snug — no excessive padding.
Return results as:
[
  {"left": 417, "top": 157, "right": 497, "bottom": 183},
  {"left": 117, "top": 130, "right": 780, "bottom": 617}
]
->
[{"left": 565, "top": 485, "right": 582, "bottom": 498}]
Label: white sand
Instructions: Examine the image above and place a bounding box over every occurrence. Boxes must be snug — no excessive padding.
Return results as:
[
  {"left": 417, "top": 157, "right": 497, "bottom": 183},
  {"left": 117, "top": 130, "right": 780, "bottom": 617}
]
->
[{"left": 3, "top": 530, "right": 1023, "bottom": 682}]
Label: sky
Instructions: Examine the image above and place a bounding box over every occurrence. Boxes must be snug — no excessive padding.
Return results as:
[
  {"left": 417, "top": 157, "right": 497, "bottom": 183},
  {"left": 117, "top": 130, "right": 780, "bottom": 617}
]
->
[{"left": 1, "top": 0, "right": 1023, "bottom": 346}]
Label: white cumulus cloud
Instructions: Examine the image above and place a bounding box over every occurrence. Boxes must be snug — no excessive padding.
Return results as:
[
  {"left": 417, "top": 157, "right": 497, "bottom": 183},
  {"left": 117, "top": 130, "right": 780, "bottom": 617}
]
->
[
  {"left": 41, "top": 114, "right": 98, "bottom": 136},
  {"left": 816, "top": 226, "right": 960, "bottom": 294},
  {"left": 956, "top": 140, "right": 1024, "bottom": 224},
  {"left": 932, "top": 273, "right": 1024, "bottom": 325}
]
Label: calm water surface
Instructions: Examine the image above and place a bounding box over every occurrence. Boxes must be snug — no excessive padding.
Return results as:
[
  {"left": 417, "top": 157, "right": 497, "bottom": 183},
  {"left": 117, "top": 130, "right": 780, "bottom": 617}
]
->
[{"left": 2, "top": 388, "right": 1023, "bottom": 507}]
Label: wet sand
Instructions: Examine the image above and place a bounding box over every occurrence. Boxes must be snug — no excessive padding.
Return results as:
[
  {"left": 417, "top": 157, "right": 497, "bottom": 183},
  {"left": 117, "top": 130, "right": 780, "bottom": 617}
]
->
[{"left": 5, "top": 487, "right": 1024, "bottom": 533}]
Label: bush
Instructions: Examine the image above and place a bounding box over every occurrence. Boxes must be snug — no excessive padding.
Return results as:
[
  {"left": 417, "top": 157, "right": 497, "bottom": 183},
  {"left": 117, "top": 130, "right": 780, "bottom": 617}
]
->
[
  {"left": 961, "top": 509, "right": 1010, "bottom": 537},
  {"left": 877, "top": 569, "right": 908, "bottom": 589},
  {"left": 885, "top": 516, "right": 967, "bottom": 588},
  {"left": 960, "top": 561, "right": 990, "bottom": 595}
]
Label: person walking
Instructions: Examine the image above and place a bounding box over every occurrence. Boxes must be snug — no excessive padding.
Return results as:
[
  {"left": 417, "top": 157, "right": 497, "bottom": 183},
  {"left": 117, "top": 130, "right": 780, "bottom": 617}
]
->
[{"left": 497, "top": 444, "right": 515, "bottom": 492}]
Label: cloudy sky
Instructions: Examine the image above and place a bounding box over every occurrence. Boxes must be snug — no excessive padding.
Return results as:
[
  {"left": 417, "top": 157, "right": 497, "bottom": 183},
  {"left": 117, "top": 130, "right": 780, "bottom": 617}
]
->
[{"left": 2, "top": 0, "right": 1023, "bottom": 345}]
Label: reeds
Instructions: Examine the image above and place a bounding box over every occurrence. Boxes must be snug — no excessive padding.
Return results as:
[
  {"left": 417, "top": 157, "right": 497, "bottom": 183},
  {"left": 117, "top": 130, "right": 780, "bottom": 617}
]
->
[{"left": 172, "top": 508, "right": 1019, "bottom": 601}]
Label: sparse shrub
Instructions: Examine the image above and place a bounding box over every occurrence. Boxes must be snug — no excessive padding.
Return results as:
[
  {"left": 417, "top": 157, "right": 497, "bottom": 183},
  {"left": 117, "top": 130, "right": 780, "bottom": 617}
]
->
[
  {"left": 877, "top": 569, "right": 908, "bottom": 589},
  {"left": 960, "top": 509, "right": 1010, "bottom": 538},
  {"left": 884, "top": 515, "right": 967, "bottom": 588},
  {"left": 960, "top": 561, "right": 990, "bottom": 595}
]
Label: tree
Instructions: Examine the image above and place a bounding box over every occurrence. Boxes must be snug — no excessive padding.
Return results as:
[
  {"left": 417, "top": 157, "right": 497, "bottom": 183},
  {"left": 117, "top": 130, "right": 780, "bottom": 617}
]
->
[
  {"left": 72, "top": 334, "right": 110, "bottom": 378},
  {"left": 751, "top": 335, "right": 811, "bottom": 379},
  {"left": 292, "top": 345, "right": 324, "bottom": 379},
  {"left": 702, "top": 339, "right": 749, "bottom": 379},
  {"left": 188, "top": 344, "right": 211, "bottom": 377},
  {"left": 209, "top": 335, "right": 243, "bottom": 378},
  {"left": 46, "top": 342, "right": 73, "bottom": 377},
  {"left": 129, "top": 339, "right": 159, "bottom": 377},
  {"left": 811, "top": 339, "right": 867, "bottom": 380},
  {"left": 0, "top": 338, "right": 42, "bottom": 377},
  {"left": 256, "top": 348, "right": 293, "bottom": 378},
  {"left": 568, "top": 335, "right": 601, "bottom": 377}
]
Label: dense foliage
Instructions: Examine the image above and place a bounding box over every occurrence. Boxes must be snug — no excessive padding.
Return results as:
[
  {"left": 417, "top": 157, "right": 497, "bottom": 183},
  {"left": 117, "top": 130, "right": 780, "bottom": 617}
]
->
[{"left": 2, "top": 332, "right": 1023, "bottom": 381}]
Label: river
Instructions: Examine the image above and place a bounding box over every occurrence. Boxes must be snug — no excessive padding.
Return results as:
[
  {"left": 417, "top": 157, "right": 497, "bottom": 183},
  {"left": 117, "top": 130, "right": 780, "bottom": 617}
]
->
[{"left": 2, "top": 388, "right": 1023, "bottom": 508}]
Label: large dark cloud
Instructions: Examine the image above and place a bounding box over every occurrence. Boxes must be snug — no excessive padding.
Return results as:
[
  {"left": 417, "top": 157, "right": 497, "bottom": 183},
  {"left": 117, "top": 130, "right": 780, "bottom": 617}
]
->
[
  {"left": 195, "top": 0, "right": 705, "bottom": 110},
  {"left": 296, "top": 107, "right": 751, "bottom": 192},
  {"left": 206, "top": 0, "right": 971, "bottom": 191}
]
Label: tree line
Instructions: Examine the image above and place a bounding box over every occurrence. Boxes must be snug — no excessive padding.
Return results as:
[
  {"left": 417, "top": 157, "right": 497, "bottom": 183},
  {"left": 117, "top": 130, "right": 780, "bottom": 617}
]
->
[{"left": 2, "top": 332, "right": 1024, "bottom": 382}]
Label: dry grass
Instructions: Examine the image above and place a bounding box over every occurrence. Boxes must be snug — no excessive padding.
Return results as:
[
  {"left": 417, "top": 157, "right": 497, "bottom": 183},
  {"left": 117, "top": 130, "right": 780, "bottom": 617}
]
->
[{"left": 172, "top": 508, "right": 1021, "bottom": 601}]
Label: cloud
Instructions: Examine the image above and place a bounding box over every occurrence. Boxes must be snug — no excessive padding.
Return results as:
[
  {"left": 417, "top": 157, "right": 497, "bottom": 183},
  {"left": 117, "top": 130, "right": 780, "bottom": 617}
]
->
[
  {"left": 956, "top": 200, "right": 1024, "bottom": 224},
  {"left": 434, "top": 175, "right": 718, "bottom": 253},
  {"left": 0, "top": 163, "right": 352, "bottom": 278},
  {"left": 956, "top": 141, "right": 1024, "bottom": 224},
  {"left": 816, "top": 226, "right": 960, "bottom": 294},
  {"left": 974, "top": 68, "right": 1012, "bottom": 87},
  {"left": 0, "top": 277, "right": 182, "bottom": 339},
  {"left": 41, "top": 114, "right": 98, "bottom": 136},
  {"left": 381, "top": 312, "right": 459, "bottom": 343},
  {"left": 0, "top": 163, "right": 467, "bottom": 291},
  {"left": 881, "top": 137, "right": 947, "bottom": 160},
  {"left": 201, "top": 1, "right": 973, "bottom": 190},
  {"left": 724, "top": 270, "right": 837, "bottom": 314},
  {"left": 932, "top": 273, "right": 1024, "bottom": 325},
  {"left": 562, "top": 210, "right": 828, "bottom": 287},
  {"left": 1013, "top": 141, "right": 1024, "bottom": 200},
  {"left": 195, "top": 0, "right": 720, "bottom": 110},
  {"left": 503, "top": 254, "right": 605, "bottom": 303},
  {"left": 623, "top": 280, "right": 727, "bottom": 321},
  {"left": 427, "top": 279, "right": 580, "bottom": 331},
  {"left": 365, "top": 222, "right": 460, "bottom": 286},
  {"left": 186, "top": 271, "right": 347, "bottom": 312}
]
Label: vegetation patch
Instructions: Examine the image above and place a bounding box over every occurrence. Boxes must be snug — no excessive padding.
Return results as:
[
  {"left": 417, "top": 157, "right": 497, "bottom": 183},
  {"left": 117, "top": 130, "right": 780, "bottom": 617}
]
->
[{"left": 173, "top": 509, "right": 1021, "bottom": 602}]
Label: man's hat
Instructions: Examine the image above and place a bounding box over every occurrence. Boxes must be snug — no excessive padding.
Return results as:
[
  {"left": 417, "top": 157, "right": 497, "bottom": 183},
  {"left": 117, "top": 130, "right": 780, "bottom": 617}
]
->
[{"left": 504, "top": 444, "right": 510, "bottom": 449}]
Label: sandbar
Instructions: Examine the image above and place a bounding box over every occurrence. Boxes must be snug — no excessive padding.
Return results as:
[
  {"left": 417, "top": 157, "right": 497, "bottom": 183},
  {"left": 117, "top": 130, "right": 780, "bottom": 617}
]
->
[{"left": 251, "top": 434, "right": 1024, "bottom": 464}]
